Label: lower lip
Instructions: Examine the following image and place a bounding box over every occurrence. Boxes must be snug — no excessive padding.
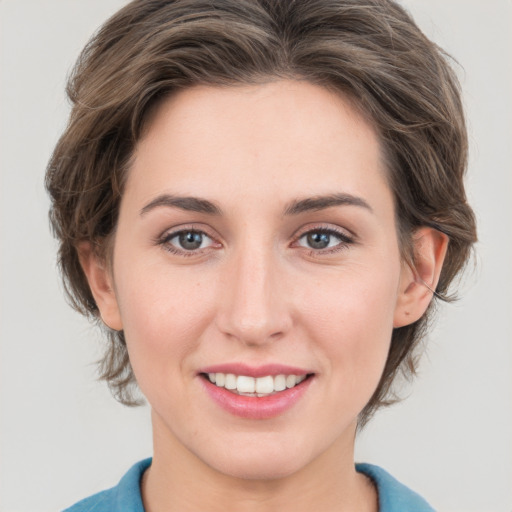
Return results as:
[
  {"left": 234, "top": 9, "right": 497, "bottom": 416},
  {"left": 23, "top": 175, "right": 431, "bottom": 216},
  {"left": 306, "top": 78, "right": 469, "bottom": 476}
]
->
[{"left": 200, "top": 376, "right": 313, "bottom": 420}]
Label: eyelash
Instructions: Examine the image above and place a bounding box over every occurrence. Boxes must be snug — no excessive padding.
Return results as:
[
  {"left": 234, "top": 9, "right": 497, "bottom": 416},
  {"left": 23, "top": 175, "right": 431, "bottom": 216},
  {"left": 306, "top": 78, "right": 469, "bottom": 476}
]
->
[
  {"left": 156, "top": 225, "right": 354, "bottom": 257},
  {"left": 157, "top": 227, "right": 218, "bottom": 257},
  {"left": 294, "top": 226, "right": 354, "bottom": 255}
]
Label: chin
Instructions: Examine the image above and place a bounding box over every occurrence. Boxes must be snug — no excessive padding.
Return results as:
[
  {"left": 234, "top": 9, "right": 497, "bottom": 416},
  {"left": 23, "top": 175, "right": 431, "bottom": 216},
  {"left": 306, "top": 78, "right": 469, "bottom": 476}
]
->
[
  {"left": 213, "top": 456, "right": 304, "bottom": 481},
  {"left": 199, "top": 436, "right": 314, "bottom": 481}
]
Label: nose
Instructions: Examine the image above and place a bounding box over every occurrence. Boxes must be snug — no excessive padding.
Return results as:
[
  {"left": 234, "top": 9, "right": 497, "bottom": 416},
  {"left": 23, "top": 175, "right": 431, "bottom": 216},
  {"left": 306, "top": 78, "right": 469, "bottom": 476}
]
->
[{"left": 215, "top": 244, "right": 292, "bottom": 346}]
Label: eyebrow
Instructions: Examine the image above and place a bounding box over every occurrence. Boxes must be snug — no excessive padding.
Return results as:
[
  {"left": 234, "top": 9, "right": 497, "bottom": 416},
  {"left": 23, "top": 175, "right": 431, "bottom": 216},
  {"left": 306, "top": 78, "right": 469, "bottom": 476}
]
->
[
  {"left": 139, "top": 192, "right": 372, "bottom": 217},
  {"left": 140, "top": 194, "right": 222, "bottom": 216},
  {"left": 283, "top": 193, "right": 373, "bottom": 215}
]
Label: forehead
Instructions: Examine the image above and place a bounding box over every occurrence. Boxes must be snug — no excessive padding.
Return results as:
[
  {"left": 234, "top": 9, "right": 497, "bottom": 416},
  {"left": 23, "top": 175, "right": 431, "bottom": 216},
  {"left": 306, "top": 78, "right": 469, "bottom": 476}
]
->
[
  {"left": 138, "top": 80, "right": 378, "bottom": 155},
  {"left": 127, "top": 80, "right": 390, "bottom": 213}
]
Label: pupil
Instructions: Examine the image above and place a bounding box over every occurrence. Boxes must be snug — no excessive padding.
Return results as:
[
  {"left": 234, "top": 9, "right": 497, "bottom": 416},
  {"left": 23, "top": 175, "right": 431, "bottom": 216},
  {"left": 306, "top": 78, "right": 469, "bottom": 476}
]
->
[
  {"left": 307, "top": 232, "right": 330, "bottom": 249},
  {"left": 179, "top": 231, "right": 202, "bottom": 250}
]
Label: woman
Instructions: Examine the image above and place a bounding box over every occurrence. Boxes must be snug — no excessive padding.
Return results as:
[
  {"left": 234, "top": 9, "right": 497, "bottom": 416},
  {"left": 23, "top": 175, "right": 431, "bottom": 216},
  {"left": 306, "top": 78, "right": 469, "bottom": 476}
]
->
[{"left": 46, "top": 0, "right": 476, "bottom": 510}]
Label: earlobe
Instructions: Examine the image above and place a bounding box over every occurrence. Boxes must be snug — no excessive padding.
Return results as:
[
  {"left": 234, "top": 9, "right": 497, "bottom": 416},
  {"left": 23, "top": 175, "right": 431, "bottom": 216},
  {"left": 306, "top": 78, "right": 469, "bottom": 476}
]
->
[
  {"left": 393, "top": 227, "right": 449, "bottom": 328},
  {"left": 78, "top": 242, "right": 123, "bottom": 331}
]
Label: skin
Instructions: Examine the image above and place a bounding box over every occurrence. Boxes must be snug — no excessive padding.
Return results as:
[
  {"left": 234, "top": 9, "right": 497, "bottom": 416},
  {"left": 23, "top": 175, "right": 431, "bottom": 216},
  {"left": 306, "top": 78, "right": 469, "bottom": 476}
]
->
[{"left": 81, "top": 80, "right": 447, "bottom": 512}]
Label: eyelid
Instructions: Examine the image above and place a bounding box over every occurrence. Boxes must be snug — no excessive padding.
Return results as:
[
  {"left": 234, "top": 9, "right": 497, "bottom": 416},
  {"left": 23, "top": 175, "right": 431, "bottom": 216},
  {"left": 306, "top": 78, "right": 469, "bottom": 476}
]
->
[
  {"left": 291, "top": 223, "right": 356, "bottom": 253},
  {"left": 155, "top": 224, "right": 222, "bottom": 255},
  {"left": 292, "top": 223, "right": 355, "bottom": 242}
]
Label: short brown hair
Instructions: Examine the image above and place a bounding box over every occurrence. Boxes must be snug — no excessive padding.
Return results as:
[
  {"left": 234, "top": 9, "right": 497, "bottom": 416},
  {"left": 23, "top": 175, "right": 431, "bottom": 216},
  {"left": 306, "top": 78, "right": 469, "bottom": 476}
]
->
[{"left": 46, "top": 0, "right": 477, "bottom": 425}]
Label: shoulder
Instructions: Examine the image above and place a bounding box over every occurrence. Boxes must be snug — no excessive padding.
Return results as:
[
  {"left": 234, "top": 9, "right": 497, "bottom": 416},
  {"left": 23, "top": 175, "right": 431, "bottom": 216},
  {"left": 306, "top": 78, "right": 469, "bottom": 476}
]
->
[
  {"left": 62, "top": 458, "right": 152, "bottom": 512},
  {"left": 356, "top": 463, "right": 436, "bottom": 512},
  {"left": 62, "top": 489, "right": 113, "bottom": 512}
]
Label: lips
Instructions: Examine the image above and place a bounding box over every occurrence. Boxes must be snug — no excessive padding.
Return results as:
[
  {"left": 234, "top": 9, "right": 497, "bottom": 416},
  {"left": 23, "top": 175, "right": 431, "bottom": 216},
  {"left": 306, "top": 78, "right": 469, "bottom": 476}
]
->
[{"left": 198, "top": 364, "right": 314, "bottom": 419}]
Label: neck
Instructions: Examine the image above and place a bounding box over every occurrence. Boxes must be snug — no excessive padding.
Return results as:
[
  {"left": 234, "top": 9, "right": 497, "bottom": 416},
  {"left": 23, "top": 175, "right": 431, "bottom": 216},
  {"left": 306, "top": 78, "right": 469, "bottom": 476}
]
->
[{"left": 142, "top": 411, "right": 377, "bottom": 512}]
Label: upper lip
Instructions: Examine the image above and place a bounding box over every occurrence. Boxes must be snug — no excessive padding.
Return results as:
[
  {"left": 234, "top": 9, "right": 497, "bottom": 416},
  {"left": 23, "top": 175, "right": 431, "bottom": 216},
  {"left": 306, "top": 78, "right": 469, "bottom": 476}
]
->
[{"left": 198, "top": 363, "right": 313, "bottom": 378}]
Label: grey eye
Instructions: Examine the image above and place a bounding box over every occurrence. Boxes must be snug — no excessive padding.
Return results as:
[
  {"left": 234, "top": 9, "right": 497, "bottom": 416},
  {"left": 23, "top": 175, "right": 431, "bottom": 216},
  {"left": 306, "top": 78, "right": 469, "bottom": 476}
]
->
[
  {"left": 297, "top": 230, "right": 347, "bottom": 250},
  {"left": 168, "top": 231, "right": 213, "bottom": 251},
  {"left": 305, "top": 232, "right": 331, "bottom": 249}
]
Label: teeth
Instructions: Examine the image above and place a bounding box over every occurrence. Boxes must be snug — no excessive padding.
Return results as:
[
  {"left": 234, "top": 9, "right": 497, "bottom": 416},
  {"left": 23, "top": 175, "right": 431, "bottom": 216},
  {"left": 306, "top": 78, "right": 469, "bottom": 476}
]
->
[
  {"left": 215, "top": 373, "right": 225, "bottom": 387},
  {"left": 237, "top": 376, "right": 255, "bottom": 393},
  {"left": 225, "top": 373, "right": 237, "bottom": 390},
  {"left": 207, "top": 372, "right": 308, "bottom": 395},
  {"left": 286, "top": 375, "right": 297, "bottom": 388},
  {"left": 274, "top": 374, "right": 286, "bottom": 391},
  {"left": 296, "top": 375, "right": 306, "bottom": 384},
  {"left": 255, "top": 376, "right": 274, "bottom": 394}
]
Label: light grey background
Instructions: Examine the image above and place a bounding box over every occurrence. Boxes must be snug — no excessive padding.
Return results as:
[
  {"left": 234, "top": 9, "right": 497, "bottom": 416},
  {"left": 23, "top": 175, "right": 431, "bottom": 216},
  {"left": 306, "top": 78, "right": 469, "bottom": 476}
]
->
[{"left": 1, "top": 1, "right": 511, "bottom": 511}]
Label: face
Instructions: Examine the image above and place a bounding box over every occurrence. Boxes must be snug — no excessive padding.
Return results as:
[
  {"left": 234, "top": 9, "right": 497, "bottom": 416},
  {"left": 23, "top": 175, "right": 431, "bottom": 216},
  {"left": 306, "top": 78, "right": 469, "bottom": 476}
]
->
[{"left": 90, "top": 81, "right": 419, "bottom": 480}]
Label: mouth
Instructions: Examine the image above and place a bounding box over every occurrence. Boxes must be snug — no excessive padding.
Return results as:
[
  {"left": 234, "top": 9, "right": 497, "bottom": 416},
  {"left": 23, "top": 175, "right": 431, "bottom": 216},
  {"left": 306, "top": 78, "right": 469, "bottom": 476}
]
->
[
  {"left": 198, "top": 365, "right": 314, "bottom": 419},
  {"left": 201, "top": 372, "right": 311, "bottom": 397},
  {"left": 198, "top": 363, "right": 315, "bottom": 419}
]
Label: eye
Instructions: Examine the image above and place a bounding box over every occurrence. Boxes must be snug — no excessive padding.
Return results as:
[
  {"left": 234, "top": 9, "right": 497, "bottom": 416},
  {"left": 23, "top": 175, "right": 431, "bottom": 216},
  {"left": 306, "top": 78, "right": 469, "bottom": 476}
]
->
[
  {"left": 296, "top": 228, "right": 352, "bottom": 252},
  {"left": 163, "top": 229, "right": 215, "bottom": 252}
]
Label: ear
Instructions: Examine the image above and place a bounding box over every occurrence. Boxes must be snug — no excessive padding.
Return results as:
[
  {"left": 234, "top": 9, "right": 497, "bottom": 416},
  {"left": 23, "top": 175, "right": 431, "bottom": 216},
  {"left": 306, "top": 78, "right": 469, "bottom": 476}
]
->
[
  {"left": 78, "top": 242, "right": 123, "bottom": 331},
  {"left": 393, "top": 227, "right": 449, "bottom": 328}
]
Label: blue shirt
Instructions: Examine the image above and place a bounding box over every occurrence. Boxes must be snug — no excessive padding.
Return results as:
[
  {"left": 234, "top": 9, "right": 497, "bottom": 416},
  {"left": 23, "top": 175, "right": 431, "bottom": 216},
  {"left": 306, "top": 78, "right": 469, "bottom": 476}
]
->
[{"left": 63, "top": 458, "right": 435, "bottom": 512}]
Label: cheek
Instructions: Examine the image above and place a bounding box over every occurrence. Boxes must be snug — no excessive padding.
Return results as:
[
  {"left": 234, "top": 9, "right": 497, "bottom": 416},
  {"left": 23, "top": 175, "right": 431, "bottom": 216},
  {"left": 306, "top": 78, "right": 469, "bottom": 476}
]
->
[
  {"left": 299, "top": 265, "right": 399, "bottom": 384},
  {"left": 113, "top": 262, "right": 217, "bottom": 371}
]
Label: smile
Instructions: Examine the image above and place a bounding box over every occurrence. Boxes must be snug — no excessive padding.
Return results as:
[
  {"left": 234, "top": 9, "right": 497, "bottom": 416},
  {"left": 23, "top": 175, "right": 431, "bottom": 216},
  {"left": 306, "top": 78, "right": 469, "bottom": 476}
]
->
[
  {"left": 199, "top": 364, "right": 314, "bottom": 419},
  {"left": 206, "top": 373, "right": 308, "bottom": 397}
]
